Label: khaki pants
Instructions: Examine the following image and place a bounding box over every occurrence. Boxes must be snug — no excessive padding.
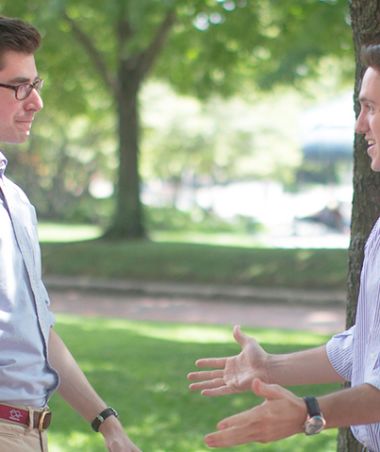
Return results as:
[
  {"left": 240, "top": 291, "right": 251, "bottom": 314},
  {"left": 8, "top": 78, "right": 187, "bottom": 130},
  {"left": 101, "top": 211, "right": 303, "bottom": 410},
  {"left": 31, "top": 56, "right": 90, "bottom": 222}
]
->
[{"left": 0, "top": 419, "right": 48, "bottom": 452}]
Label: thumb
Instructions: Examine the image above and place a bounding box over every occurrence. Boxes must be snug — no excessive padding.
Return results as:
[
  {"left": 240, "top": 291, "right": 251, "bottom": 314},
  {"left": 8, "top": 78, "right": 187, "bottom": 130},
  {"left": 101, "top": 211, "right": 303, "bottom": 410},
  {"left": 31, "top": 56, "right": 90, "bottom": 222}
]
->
[
  {"left": 251, "top": 378, "right": 286, "bottom": 401},
  {"left": 233, "top": 325, "right": 251, "bottom": 348}
]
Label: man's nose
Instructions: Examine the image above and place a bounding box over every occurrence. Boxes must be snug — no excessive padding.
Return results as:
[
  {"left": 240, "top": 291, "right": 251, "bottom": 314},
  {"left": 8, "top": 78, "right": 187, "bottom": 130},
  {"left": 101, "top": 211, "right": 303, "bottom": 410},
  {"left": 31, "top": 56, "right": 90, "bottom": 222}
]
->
[
  {"left": 24, "top": 88, "right": 43, "bottom": 112},
  {"left": 355, "top": 111, "right": 367, "bottom": 134}
]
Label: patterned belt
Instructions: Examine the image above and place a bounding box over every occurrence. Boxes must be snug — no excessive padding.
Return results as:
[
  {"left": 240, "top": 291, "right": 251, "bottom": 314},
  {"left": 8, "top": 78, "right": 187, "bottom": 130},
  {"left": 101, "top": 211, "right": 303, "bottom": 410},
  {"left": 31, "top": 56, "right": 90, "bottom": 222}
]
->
[{"left": 0, "top": 404, "right": 51, "bottom": 431}]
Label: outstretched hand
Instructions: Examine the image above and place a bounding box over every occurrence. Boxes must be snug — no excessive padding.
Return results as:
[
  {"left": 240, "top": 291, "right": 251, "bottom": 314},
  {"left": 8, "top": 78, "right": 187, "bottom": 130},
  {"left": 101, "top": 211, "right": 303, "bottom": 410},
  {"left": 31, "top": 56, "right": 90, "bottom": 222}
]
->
[
  {"left": 204, "top": 378, "right": 307, "bottom": 448},
  {"left": 187, "top": 325, "right": 270, "bottom": 396}
]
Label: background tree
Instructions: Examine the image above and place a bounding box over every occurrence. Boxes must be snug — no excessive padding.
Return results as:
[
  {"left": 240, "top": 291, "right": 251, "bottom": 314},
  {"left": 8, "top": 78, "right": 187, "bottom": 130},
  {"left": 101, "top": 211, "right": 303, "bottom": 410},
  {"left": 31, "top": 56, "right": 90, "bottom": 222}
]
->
[
  {"left": 141, "top": 84, "right": 303, "bottom": 198},
  {"left": 0, "top": 0, "right": 352, "bottom": 240},
  {"left": 338, "top": 1, "right": 380, "bottom": 451}
]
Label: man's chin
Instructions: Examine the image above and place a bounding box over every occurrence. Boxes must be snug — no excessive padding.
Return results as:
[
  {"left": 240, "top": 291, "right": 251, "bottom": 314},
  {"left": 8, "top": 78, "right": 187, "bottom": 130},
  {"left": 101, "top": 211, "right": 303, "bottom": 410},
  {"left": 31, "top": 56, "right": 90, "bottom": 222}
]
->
[
  {"left": 4, "top": 135, "right": 29, "bottom": 144},
  {"left": 370, "top": 160, "right": 380, "bottom": 172}
]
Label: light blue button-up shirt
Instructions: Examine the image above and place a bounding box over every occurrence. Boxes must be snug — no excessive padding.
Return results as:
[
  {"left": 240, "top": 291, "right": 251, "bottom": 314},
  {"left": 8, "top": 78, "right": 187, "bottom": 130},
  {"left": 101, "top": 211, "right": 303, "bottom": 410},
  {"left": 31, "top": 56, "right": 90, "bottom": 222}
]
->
[
  {"left": 0, "top": 151, "right": 59, "bottom": 407},
  {"left": 327, "top": 217, "right": 380, "bottom": 452}
]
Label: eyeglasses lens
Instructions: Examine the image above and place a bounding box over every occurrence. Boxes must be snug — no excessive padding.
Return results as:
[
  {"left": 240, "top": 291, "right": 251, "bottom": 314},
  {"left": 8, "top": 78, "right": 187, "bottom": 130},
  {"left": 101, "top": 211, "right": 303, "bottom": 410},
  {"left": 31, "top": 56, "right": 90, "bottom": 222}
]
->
[{"left": 16, "top": 79, "right": 43, "bottom": 100}]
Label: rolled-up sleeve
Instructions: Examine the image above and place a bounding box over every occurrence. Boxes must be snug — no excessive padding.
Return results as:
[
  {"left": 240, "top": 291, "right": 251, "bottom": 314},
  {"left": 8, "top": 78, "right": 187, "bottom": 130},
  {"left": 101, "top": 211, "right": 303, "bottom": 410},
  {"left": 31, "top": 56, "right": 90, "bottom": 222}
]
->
[{"left": 326, "top": 325, "right": 355, "bottom": 382}]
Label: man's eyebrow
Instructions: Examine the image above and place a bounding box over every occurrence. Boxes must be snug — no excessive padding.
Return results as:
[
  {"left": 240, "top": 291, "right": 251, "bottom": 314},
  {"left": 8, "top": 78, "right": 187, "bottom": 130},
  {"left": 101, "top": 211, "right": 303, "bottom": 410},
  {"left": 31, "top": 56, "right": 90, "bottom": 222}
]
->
[
  {"left": 6, "top": 76, "right": 38, "bottom": 84},
  {"left": 358, "top": 94, "right": 375, "bottom": 103}
]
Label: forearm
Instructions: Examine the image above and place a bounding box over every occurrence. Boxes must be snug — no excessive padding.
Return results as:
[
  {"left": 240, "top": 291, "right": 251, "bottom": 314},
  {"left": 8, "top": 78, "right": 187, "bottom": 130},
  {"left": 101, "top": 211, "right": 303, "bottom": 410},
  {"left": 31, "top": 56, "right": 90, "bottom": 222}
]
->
[
  {"left": 266, "top": 345, "right": 344, "bottom": 386},
  {"left": 48, "top": 329, "right": 141, "bottom": 451},
  {"left": 48, "top": 328, "right": 109, "bottom": 421},
  {"left": 320, "top": 383, "right": 380, "bottom": 429}
]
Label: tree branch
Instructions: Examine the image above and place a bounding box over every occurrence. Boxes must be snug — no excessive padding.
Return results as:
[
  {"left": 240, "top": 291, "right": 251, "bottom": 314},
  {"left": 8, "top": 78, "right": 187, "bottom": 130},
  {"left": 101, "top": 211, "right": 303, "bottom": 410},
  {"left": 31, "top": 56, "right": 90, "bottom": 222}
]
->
[
  {"left": 62, "top": 11, "right": 118, "bottom": 96},
  {"left": 136, "top": 10, "right": 176, "bottom": 79},
  {"left": 117, "top": 17, "right": 134, "bottom": 50}
]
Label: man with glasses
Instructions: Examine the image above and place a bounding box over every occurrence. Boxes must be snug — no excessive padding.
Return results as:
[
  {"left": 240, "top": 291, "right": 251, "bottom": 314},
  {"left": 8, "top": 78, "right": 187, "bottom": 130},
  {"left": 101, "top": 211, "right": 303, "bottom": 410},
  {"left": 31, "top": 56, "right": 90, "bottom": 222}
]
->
[{"left": 0, "top": 15, "right": 141, "bottom": 452}]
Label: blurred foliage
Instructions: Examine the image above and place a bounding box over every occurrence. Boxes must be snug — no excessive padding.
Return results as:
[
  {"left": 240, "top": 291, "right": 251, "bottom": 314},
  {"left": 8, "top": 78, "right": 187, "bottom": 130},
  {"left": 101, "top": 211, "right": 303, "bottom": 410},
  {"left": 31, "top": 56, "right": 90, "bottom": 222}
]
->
[
  {"left": 141, "top": 83, "right": 304, "bottom": 188},
  {"left": 146, "top": 205, "right": 263, "bottom": 234},
  {"left": 157, "top": 0, "right": 353, "bottom": 96},
  {"left": 296, "top": 160, "right": 353, "bottom": 186}
]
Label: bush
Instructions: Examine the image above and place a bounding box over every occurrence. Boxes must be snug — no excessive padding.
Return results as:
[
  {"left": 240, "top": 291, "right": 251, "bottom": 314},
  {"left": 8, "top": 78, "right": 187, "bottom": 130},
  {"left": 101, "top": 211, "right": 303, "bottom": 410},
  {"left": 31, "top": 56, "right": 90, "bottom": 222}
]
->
[{"left": 145, "top": 206, "right": 263, "bottom": 234}]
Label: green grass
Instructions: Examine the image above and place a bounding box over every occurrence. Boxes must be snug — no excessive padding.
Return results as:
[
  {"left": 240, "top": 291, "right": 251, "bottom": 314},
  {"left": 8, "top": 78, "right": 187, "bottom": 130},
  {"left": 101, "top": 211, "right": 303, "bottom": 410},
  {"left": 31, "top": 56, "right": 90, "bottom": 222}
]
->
[
  {"left": 48, "top": 315, "right": 340, "bottom": 452},
  {"left": 41, "top": 238, "right": 347, "bottom": 290},
  {"left": 38, "top": 222, "right": 348, "bottom": 290},
  {"left": 38, "top": 222, "right": 102, "bottom": 242}
]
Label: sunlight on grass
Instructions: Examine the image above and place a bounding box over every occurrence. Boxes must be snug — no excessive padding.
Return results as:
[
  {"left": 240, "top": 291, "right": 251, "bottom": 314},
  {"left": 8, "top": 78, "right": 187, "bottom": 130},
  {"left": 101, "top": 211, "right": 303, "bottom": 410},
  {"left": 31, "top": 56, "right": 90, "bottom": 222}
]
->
[
  {"left": 38, "top": 222, "right": 102, "bottom": 242},
  {"left": 48, "top": 314, "right": 339, "bottom": 452},
  {"left": 57, "top": 315, "right": 328, "bottom": 346},
  {"left": 38, "top": 221, "right": 261, "bottom": 247},
  {"left": 152, "top": 231, "right": 264, "bottom": 248},
  {"left": 49, "top": 431, "right": 105, "bottom": 452},
  {"left": 78, "top": 361, "right": 117, "bottom": 373}
]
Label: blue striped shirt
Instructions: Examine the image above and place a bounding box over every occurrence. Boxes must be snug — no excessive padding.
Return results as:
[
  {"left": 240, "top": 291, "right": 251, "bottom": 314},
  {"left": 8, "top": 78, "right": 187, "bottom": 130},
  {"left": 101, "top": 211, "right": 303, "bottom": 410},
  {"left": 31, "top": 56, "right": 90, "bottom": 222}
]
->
[
  {"left": 0, "top": 151, "right": 59, "bottom": 407},
  {"left": 327, "top": 217, "right": 380, "bottom": 451}
]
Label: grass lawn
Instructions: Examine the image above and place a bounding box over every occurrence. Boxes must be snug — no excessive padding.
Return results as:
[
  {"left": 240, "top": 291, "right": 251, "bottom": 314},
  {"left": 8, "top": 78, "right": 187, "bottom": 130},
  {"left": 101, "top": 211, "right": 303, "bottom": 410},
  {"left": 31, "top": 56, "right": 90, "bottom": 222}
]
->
[
  {"left": 48, "top": 315, "right": 340, "bottom": 451},
  {"left": 41, "top": 240, "right": 347, "bottom": 291},
  {"left": 39, "top": 224, "right": 347, "bottom": 291}
]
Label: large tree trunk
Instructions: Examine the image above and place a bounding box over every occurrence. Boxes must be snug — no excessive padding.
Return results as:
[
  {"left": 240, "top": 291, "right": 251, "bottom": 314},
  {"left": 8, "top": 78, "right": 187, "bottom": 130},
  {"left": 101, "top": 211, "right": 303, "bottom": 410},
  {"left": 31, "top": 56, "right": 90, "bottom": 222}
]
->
[
  {"left": 338, "top": 1, "right": 380, "bottom": 450},
  {"left": 64, "top": 10, "right": 175, "bottom": 240},
  {"left": 104, "top": 70, "right": 146, "bottom": 239}
]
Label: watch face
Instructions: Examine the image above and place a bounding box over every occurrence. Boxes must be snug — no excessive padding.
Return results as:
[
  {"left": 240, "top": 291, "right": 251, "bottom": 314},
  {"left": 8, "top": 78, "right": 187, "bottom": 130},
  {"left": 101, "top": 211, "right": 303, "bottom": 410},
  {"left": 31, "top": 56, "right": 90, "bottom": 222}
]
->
[{"left": 304, "top": 416, "right": 326, "bottom": 435}]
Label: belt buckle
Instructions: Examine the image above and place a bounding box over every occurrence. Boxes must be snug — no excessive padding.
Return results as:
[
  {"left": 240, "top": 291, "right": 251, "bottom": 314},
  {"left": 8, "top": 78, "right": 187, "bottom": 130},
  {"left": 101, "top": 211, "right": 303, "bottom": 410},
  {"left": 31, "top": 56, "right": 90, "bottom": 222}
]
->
[{"left": 38, "top": 409, "right": 51, "bottom": 432}]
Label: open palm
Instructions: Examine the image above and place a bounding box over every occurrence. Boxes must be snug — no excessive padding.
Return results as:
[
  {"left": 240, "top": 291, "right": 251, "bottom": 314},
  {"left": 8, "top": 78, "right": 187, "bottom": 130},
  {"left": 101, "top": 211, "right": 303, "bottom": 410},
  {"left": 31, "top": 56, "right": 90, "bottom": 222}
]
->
[{"left": 188, "top": 325, "right": 270, "bottom": 396}]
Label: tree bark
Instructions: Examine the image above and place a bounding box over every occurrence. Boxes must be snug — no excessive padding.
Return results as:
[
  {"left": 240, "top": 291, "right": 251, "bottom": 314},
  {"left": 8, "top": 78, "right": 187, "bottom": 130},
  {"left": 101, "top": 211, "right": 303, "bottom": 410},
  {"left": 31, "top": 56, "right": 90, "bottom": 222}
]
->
[
  {"left": 64, "top": 9, "right": 176, "bottom": 240},
  {"left": 105, "top": 68, "right": 145, "bottom": 239},
  {"left": 104, "top": 10, "right": 176, "bottom": 239},
  {"left": 338, "top": 1, "right": 380, "bottom": 450}
]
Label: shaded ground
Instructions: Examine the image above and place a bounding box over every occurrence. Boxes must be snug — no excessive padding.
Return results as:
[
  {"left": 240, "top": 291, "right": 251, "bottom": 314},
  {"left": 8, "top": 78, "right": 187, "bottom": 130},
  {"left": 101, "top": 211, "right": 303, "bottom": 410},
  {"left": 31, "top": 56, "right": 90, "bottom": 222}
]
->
[{"left": 50, "top": 288, "right": 345, "bottom": 334}]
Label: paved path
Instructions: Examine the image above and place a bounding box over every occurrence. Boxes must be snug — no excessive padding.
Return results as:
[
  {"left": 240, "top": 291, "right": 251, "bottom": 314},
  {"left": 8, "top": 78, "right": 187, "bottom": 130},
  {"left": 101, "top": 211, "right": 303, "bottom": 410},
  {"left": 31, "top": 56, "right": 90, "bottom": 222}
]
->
[{"left": 49, "top": 288, "right": 346, "bottom": 334}]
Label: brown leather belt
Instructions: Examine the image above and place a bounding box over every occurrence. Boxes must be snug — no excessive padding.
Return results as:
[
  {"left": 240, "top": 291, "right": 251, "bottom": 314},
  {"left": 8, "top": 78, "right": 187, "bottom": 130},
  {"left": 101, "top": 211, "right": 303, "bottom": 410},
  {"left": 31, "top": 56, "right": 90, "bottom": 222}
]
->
[{"left": 0, "top": 404, "right": 51, "bottom": 431}]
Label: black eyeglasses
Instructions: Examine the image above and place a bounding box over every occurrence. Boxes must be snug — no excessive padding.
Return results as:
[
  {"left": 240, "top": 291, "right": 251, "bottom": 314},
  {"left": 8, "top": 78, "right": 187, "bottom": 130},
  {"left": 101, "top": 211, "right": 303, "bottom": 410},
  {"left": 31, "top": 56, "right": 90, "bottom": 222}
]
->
[{"left": 0, "top": 78, "right": 44, "bottom": 100}]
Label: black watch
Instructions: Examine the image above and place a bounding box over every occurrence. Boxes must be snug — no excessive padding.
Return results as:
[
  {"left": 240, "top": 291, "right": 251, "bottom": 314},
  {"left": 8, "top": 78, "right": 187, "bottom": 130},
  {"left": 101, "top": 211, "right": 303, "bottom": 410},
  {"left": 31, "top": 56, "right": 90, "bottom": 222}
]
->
[
  {"left": 91, "top": 407, "right": 119, "bottom": 432},
  {"left": 303, "top": 396, "right": 326, "bottom": 435}
]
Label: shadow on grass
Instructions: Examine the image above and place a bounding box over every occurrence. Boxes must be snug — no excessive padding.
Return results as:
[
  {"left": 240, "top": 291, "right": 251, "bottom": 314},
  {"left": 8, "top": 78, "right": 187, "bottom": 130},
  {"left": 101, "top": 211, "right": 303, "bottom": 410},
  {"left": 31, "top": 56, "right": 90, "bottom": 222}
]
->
[
  {"left": 41, "top": 239, "right": 347, "bottom": 290},
  {"left": 49, "top": 315, "right": 339, "bottom": 452}
]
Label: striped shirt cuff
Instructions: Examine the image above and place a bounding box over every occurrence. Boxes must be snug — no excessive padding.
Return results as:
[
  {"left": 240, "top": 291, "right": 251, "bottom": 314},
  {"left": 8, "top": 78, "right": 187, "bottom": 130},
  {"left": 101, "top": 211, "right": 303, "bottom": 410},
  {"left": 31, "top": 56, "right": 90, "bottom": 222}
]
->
[{"left": 326, "top": 325, "right": 355, "bottom": 381}]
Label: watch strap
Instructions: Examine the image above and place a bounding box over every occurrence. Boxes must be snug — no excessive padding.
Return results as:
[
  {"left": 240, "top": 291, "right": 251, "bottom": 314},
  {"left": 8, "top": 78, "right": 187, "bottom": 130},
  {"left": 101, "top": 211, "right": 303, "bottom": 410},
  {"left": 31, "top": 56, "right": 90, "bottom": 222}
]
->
[
  {"left": 303, "top": 396, "right": 321, "bottom": 417},
  {"left": 91, "top": 407, "right": 119, "bottom": 432}
]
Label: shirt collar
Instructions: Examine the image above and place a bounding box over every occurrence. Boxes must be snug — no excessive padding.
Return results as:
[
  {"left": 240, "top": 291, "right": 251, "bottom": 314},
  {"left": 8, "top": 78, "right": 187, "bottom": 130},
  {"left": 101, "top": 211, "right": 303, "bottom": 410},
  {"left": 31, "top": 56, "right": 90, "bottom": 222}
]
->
[{"left": 0, "top": 151, "right": 7, "bottom": 177}]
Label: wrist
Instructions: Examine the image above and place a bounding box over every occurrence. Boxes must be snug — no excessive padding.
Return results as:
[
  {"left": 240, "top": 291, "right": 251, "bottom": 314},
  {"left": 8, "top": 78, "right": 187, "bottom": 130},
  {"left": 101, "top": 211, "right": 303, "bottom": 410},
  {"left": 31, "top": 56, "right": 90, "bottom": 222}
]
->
[
  {"left": 91, "top": 407, "right": 119, "bottom": 433},
  {"left": 98, "top": 414, "right": 123, "bottom": 436},
  {"left": 264, "top": 353, "right": 277, "bottom": 384}
]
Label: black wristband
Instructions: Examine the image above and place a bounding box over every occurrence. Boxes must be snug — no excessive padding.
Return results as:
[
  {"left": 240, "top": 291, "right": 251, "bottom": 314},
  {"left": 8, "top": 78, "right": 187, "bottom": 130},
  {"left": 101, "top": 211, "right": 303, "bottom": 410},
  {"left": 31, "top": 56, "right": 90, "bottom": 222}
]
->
[
  {"left": 91, "top": 407, "right": 119, "bottom": 432},
  {"left": 303, "top": 396, "right": 321, "bottom": 417}
]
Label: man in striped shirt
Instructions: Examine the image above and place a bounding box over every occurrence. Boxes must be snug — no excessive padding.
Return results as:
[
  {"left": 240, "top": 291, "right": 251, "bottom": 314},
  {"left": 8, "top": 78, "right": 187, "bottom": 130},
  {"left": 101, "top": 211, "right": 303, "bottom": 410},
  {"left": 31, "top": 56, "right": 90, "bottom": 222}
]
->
[{"left": 188, "top": 44, "right": 380, "bottom": 452}]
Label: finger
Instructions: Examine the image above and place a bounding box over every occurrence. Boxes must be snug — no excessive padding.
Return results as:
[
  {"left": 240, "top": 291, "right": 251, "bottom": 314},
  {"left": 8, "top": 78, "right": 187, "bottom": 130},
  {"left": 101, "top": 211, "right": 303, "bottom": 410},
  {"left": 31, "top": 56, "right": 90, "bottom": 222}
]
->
[
  {"left": 187, "top": 369, "right": 224, "bottom": 381},
  {"left": 201, "top": 385, "right": 238, "bottom": 397},
  {"left": 217, "top": 408, "right": 255, "bottom": 430},
  {"left": 195, "top": 358, "right": 227, "bottom": 369},
  {"left": 189, "top": 377, "right": 225, "bottom": 391},
  {"left": 232, "top": 325, "right": 251, "bottom": 348},
  {"left": 205, "top": 425, "right": 255, "bottom": 448},
  {"left": 251, "top": 378, "right": 288, "bottom": 401}
]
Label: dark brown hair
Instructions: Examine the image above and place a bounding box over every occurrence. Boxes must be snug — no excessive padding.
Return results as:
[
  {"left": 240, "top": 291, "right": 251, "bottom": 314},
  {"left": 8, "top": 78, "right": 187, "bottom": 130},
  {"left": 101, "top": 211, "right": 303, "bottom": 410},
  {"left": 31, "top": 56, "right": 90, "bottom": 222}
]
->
[
  {"left": 361, "top": 43, "right": 380, "bottom": 72},
  {"left": 0, "top": 16, "right": 41, "bottom": 68}
]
